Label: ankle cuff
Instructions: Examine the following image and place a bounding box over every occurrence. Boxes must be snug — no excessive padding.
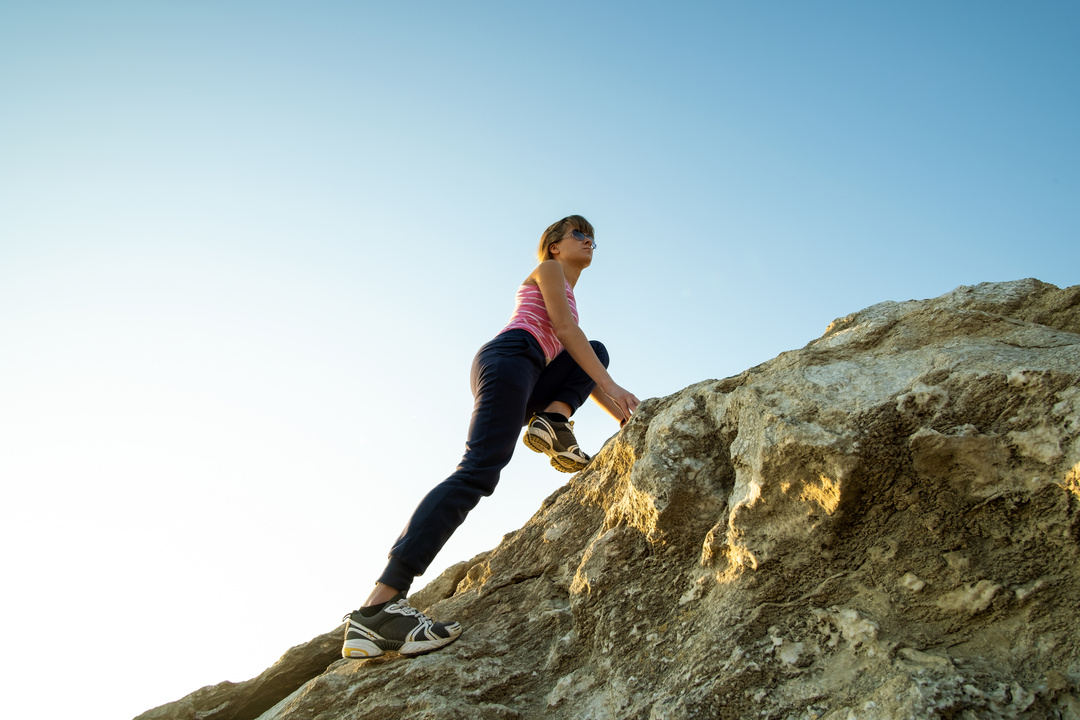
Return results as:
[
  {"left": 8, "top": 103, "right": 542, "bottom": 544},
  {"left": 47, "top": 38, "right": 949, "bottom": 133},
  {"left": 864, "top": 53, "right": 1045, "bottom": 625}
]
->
[{"left": 378, "top": 556, "right": 418, "bottom": 595}]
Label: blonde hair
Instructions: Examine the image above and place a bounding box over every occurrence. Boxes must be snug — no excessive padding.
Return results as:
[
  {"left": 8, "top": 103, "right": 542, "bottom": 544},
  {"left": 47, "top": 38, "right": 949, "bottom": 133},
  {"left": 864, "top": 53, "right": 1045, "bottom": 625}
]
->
[{"left": 537, "top": 215, "right": 595, "bottom": 263}]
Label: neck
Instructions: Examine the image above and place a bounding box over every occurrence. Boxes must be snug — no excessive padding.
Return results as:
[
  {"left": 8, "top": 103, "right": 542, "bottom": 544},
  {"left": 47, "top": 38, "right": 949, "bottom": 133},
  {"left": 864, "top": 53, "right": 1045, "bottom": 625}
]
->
[{"left": 555, "top": 258, "right": 584, "bottom": 288}]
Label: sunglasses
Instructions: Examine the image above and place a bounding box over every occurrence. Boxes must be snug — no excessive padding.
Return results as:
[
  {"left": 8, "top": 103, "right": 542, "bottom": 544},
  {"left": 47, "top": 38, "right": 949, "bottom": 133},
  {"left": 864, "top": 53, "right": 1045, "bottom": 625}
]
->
[{"left": 570, "top": 230, "right": 597, "bottom": 248}]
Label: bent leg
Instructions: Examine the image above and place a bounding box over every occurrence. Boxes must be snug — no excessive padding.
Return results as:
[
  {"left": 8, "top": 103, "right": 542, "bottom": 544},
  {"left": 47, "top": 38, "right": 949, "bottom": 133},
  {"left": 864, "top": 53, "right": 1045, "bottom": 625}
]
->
[{"left": 525, "top": 340, "right": 609, "bottom": 421}]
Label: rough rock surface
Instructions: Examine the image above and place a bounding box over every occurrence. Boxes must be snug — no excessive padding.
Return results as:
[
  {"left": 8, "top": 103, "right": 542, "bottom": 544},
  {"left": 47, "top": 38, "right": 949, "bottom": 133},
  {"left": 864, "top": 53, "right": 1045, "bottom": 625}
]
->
[{"left": 137, "top": 278, "right": 1080, "bottom": 720}]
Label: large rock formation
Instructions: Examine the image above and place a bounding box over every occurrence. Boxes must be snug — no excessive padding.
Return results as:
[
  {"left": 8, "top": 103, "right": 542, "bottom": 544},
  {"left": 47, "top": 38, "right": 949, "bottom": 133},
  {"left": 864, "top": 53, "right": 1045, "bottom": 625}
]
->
[{"left": 137, "top": 279, "right": 1080, "bottom": 720}]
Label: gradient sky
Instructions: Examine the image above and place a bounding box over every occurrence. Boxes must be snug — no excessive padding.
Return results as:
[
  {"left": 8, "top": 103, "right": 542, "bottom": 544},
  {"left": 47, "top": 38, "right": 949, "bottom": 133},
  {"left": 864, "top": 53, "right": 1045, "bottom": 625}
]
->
[{"left": 1, "top": 2, "right": 1077, "bottom": 718}]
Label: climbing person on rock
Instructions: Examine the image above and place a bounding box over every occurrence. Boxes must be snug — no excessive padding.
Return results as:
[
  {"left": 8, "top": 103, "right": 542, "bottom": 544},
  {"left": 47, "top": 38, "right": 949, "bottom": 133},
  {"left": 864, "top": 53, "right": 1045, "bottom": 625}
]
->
[{"left": 342, "top": 214, "right": 640, "bottom": 659}]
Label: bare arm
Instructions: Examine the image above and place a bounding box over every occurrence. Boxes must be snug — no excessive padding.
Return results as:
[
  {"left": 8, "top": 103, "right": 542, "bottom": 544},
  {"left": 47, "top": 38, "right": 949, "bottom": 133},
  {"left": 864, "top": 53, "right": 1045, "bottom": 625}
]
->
[
  {"left": 529, "top": 261, "right": 640, "bottom": 424},
  {"left": 590, "top": 386, "right": 632, "bottom": 426}
]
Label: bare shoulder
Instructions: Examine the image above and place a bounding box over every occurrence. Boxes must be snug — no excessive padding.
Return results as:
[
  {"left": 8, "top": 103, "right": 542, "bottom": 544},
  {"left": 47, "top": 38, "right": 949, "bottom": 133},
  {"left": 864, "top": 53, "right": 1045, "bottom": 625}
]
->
[{"left": 528, "top": 259, "right": 566, "bottom": 287}]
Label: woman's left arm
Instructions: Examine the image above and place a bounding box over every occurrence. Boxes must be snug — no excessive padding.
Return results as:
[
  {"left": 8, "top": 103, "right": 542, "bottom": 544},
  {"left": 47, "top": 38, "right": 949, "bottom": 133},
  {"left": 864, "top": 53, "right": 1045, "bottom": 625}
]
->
[{"left": 530, "top": 262, "right": 639, "bottom": 424}]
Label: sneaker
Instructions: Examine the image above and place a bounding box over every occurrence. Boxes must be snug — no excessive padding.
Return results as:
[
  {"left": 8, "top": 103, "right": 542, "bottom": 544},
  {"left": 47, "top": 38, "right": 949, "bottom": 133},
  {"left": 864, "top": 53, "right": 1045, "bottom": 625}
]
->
[
  {"left": 342, "top": 593, "right": 462, "bottom": 659},
  {"left": 522, "top": 413, "right": 590, "bottom": 473}
]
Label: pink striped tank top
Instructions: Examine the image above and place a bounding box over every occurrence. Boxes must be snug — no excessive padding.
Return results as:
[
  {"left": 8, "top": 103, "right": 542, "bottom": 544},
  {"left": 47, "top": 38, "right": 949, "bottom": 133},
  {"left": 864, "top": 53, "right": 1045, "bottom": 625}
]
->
[{"left": 499, "top": 281, "right": 579, "bottom": 362}]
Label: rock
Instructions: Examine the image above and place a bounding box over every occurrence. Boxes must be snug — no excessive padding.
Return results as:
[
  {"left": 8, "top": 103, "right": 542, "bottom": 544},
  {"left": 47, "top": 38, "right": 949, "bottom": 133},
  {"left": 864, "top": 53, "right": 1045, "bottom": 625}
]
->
[{"left": 136, "top": 279, "right": 1080, "bottom": 720}]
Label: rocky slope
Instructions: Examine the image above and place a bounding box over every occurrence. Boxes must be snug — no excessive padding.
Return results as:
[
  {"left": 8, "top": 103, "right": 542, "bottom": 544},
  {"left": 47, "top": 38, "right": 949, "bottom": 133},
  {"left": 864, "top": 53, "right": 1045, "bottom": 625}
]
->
[{"left": 137, "top": 278, "right": 1080, "bottom": 720}]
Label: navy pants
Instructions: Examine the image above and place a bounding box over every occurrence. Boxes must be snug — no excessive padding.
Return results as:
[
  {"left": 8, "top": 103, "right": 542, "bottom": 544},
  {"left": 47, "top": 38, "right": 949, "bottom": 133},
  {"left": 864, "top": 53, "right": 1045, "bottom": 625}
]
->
[{"left": 379, "top": 329, "right": 609, "bottom": 593}]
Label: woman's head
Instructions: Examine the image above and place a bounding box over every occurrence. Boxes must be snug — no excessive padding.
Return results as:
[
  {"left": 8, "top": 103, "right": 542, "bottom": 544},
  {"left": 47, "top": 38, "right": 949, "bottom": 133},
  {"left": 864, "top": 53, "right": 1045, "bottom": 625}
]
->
[{"left": 537, "top": 215, "right": 595, "bottom": 263}]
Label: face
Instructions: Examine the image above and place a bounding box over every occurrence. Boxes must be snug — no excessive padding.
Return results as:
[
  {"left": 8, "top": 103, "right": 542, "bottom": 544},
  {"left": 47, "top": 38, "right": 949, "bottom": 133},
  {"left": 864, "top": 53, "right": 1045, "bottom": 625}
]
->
[{"left": 551, "top": 228, "right": 595, "bottom": 265}]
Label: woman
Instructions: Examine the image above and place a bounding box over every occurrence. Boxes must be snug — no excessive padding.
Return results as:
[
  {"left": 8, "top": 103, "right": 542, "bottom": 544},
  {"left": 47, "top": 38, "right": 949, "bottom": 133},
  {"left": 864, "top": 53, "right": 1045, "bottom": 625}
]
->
[{"left": 342, "top": 215, "right": 639, "bottom": 658}]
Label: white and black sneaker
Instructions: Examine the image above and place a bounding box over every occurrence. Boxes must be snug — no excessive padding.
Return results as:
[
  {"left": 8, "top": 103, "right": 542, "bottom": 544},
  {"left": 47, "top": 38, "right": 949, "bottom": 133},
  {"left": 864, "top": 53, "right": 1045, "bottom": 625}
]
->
[
  {"left": 342, "top": 593, "right": 462, "bottom": 659},
  {"left": 523, "top": 413, "right": 591, "bottom": 473}
]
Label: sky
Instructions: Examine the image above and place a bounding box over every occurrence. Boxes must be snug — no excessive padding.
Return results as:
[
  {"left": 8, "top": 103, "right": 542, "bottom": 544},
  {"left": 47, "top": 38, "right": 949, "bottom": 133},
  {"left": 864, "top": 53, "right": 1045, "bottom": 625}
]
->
[{"left": 1, "top": 2, "right": 1077, "bottom": 718}]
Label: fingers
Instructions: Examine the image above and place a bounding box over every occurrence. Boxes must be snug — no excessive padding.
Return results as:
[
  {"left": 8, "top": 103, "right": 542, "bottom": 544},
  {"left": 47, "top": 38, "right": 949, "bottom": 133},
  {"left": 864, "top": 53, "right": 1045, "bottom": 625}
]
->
[{"left": 605, "top": 385, "right": 640, "bottom": 427}]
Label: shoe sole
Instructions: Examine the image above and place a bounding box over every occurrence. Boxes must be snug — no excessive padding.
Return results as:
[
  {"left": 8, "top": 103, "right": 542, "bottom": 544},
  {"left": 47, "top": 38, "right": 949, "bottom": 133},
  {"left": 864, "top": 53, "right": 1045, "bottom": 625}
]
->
[
  {"left": 400, "top": 634, "right": 461, "bottom": 656},
  {"left": 549, "top": 455, "right": 586, "bottom": 473},
  {"left": 522, "top": 431, "right": 588, "bottom": 473},
  {"left": 343, "top": 638, "right": 384, "bottom": 659}
]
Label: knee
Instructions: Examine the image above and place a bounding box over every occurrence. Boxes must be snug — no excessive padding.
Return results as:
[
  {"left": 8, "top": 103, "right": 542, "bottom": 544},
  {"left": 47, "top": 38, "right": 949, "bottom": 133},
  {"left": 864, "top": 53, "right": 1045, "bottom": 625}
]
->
[{"left": 590, "top": 340, "right": 610, "bottom": 368}]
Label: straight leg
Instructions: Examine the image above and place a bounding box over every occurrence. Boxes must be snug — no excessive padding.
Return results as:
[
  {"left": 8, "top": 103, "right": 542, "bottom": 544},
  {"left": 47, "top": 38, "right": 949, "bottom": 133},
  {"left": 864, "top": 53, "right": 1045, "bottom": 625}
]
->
[{"left": 378, "top": 331, "right": 544, "bottom": 593}]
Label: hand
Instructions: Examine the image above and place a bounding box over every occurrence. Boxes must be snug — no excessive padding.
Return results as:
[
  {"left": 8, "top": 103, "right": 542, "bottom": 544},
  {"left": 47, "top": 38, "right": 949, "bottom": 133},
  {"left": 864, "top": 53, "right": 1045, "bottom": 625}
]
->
[{"left": 603, "top": 383, "right": 640, "bottom": 426}]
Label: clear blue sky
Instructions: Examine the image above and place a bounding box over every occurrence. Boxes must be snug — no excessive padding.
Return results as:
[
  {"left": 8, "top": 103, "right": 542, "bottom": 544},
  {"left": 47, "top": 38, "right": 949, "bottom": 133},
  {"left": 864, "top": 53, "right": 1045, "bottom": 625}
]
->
[{"left": 1, "top": 2, "right": 1076, "bottom": 718}]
